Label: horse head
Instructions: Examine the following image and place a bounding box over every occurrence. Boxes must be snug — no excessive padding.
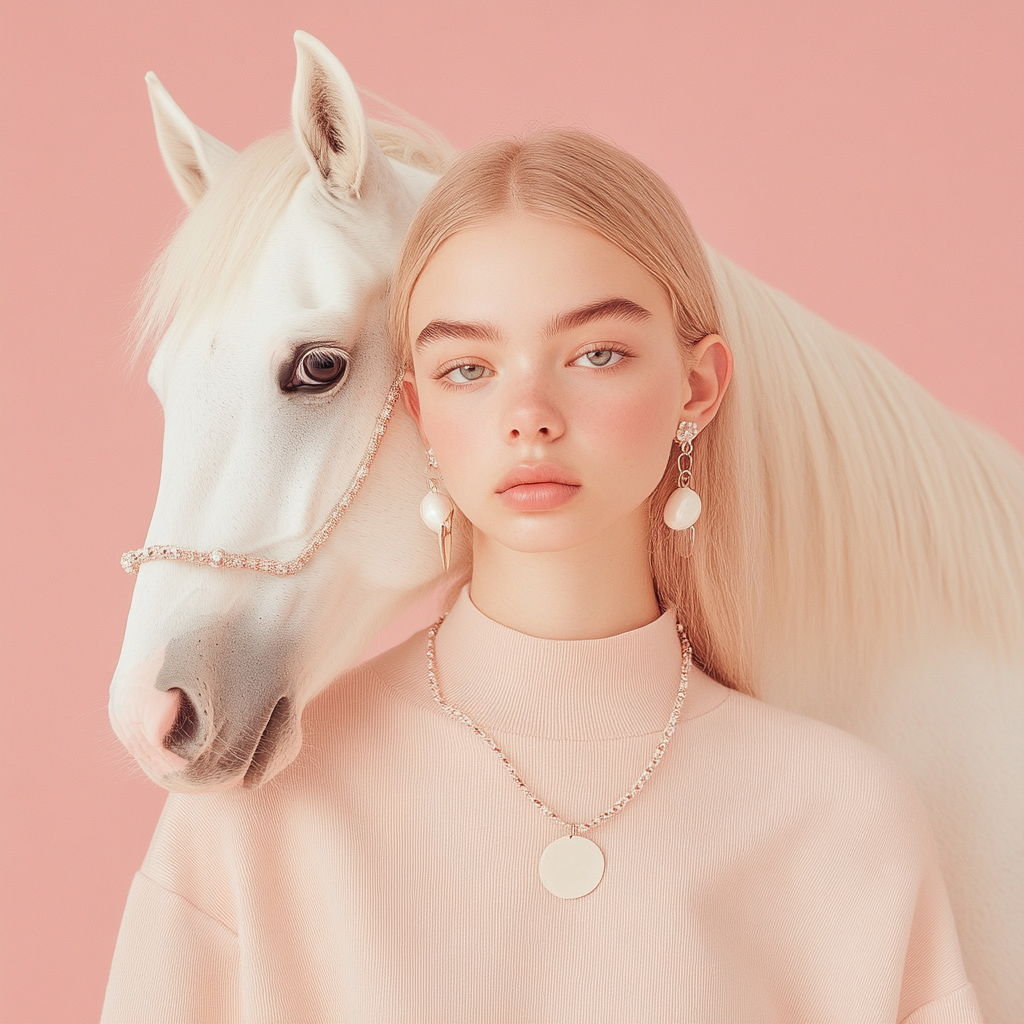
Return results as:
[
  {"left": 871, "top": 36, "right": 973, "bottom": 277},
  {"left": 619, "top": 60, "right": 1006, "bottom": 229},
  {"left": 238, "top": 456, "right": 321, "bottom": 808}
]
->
[{"left": 109, "top": 33, "right": 447, "bottom": 791}]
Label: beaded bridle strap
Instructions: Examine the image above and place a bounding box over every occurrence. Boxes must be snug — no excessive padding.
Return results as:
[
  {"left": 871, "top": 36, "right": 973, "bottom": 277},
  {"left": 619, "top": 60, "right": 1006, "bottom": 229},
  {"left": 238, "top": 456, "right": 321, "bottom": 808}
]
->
[{"left": 120, "top": 371, "right": 405, "bottom": 577}]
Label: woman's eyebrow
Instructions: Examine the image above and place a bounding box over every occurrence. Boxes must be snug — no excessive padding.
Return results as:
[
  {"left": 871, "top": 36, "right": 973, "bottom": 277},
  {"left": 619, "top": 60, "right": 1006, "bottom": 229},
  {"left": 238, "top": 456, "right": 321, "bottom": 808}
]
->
[
  {"left": 547, "top": 297, "right": 652, "bottom": 334},
  {"left": 413, "top": 297, "right": 651, "bottom": 350},
  {"left": 414, "top": 320, "right": 503, "bottom": 350}
]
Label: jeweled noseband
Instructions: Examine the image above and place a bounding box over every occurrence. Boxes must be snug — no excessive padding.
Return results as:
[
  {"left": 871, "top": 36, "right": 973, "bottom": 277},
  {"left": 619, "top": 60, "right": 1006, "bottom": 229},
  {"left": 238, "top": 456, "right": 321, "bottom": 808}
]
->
[{"left": 120, "top": 372, "right": 405, "bottom": 578}]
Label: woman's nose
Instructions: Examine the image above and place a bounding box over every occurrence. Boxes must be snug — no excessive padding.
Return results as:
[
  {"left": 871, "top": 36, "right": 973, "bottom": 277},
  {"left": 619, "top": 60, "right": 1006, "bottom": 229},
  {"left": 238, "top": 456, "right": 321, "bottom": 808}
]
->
[{"left": 503, "top": 381, "right": 567, "bottom": 442}]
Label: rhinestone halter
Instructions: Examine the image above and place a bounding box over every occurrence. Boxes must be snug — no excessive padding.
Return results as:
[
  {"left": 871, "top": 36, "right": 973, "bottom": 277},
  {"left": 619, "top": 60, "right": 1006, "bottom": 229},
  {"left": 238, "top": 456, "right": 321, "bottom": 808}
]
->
[{"left": 120, "top": 371, "right": 405, "bottom": 577}]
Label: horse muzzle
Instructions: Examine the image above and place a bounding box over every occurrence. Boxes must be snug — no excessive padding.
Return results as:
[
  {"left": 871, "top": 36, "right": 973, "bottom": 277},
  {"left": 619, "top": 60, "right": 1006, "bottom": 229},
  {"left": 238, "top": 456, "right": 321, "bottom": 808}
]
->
[{"left": 110, "top": 617, "right": 303, "bottom": 791}]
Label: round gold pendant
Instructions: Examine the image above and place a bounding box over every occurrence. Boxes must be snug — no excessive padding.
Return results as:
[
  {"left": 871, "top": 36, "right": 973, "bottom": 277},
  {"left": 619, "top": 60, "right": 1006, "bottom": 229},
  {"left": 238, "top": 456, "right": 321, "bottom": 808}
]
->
[{"left": 538, "top": 835, "right": 605, "bottom": 899}]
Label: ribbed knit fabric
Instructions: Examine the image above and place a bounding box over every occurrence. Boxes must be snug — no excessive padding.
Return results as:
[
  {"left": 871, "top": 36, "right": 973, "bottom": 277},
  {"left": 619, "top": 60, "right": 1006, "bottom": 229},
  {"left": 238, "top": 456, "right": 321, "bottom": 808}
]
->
[{"left": 102, "top": 589, "right": 982, "bottom": 1023}]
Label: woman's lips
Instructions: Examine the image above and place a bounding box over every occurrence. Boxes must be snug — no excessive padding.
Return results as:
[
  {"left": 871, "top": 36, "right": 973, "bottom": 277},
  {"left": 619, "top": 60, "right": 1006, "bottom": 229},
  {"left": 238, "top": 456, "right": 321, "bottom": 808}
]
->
[
  {"left": 496, "top": 464, "right": 581, "bottom": 510},
  {"left": 499, "top": 481, "right": 581, "bottom": 510}
]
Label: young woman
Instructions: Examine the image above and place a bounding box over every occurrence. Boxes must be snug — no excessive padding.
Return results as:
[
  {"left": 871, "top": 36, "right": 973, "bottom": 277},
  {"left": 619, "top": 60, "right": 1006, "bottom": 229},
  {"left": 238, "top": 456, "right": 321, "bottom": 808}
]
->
[{"left": 102, "top": 129, "right": 984, "bottom": 1023}]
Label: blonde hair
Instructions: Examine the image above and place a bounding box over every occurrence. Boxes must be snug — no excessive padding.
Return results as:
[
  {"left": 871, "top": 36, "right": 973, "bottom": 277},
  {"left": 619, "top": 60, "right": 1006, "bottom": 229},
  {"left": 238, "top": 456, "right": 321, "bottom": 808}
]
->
[
  {"left": 389, "top": 128, "right": 1024, "bottom": 696},
  {"left": 389, "top": 129, "right": 720, "bottom": 358}
]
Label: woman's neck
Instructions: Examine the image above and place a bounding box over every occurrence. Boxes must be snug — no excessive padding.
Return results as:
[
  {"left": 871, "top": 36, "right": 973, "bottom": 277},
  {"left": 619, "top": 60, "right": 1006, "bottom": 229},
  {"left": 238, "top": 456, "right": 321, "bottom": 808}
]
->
[{"left": 468, "top": 507, "right": 661, "bottom": 640}]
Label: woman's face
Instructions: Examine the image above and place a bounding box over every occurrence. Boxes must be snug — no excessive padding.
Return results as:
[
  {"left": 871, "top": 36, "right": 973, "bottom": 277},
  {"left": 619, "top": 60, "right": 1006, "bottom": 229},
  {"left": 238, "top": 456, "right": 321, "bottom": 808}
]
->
[{"left": 406, "top": 213, "right": 691, "bottom": 555}]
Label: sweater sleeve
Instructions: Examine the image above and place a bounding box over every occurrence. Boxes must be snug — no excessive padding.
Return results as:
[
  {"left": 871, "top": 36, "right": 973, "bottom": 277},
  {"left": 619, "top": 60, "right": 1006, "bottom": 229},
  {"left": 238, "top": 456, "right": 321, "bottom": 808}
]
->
[
  {"left": 901, "top": 983, "right": 984, "bottom": 1024},
  {"left": 895, "top": 790, "right": 985, "bottom": 1024},
  {"left": 100, "top": 871, "right": 240, "bottom": 1024}
]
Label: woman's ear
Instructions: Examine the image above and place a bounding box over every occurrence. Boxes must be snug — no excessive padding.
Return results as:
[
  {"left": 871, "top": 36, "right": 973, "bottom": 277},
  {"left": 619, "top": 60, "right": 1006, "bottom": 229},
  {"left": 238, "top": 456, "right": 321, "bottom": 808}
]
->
[{"left": 680, "top": 334, "right": 733, "bottom": 429}]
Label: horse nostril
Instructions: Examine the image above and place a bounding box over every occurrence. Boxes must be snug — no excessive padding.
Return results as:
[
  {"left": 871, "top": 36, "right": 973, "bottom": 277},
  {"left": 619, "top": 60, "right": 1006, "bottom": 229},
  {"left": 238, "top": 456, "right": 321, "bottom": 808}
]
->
[{"left": 164, "top": 688, "right": 205, "bottom": 758}]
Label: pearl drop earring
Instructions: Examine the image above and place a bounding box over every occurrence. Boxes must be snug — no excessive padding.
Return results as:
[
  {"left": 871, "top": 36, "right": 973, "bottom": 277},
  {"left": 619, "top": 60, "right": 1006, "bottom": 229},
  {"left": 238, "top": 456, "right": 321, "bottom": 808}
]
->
[
  {"left": 419, "top": 448, "right": 454, "bottom": 572},
  {"left": 663, "top": 422, "right": 701, "bottom": 557}
]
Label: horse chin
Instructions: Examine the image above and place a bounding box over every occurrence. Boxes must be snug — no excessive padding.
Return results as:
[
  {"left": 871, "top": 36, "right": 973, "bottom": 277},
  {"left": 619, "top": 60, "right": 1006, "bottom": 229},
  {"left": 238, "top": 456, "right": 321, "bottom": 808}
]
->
[
  {"left": 146, "top": 699, "right": 304, "bottom": 793},
  {"left": 242, "top": 696, "right": 303, "bottom": 788}
]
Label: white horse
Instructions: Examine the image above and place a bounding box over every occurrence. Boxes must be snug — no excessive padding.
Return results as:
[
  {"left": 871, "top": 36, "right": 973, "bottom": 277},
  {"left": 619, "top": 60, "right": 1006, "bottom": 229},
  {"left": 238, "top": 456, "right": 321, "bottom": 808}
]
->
[
  {"left": 109, "top": 32, "right": 453, "bottom": 791},
  {"left": 111, "top": 32, "right": 1022, "bottom": 1021}
]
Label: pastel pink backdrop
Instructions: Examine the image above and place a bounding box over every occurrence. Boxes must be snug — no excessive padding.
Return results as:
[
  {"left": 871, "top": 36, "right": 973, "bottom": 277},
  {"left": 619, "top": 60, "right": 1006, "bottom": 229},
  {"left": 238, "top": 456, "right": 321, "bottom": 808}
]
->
[{"left": 0, "top": 2, "right": 1020, "bottom": 1021}]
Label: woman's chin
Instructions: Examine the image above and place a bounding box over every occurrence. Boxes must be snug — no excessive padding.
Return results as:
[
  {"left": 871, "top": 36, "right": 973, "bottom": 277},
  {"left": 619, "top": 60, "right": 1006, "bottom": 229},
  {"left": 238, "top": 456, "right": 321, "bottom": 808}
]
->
[{"left": 474, "top": 512, "right": 619, "bottom": 556}]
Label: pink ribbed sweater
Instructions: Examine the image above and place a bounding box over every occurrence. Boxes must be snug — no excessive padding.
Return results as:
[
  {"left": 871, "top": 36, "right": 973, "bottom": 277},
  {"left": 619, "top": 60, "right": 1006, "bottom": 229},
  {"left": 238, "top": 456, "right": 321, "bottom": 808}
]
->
[{"left": 102, "top": 590, "right": 982, "bottom": 1023}]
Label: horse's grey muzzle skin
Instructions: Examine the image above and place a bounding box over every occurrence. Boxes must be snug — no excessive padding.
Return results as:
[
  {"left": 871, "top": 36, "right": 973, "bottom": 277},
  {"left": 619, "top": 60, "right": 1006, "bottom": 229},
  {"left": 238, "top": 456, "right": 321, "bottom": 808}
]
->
[{"left": 155, "top": 618, "right": 300, "bottom": 788}]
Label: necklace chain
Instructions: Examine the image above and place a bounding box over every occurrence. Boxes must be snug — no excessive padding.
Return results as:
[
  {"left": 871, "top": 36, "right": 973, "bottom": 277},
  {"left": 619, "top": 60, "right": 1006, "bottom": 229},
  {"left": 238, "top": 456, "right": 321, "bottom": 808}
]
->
[{"left": 426, "top": 615, "right": 692, "bottom": 835}]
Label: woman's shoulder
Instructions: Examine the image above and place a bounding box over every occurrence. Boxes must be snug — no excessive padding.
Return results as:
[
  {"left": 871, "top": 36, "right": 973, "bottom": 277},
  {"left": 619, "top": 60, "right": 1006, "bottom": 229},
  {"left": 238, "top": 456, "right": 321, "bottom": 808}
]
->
[
  {"left": 699, "top": 679, "right": 933, "bottom": 851},
  {"left": 308, "top": 646, "right": 926, "bottom": 826}
]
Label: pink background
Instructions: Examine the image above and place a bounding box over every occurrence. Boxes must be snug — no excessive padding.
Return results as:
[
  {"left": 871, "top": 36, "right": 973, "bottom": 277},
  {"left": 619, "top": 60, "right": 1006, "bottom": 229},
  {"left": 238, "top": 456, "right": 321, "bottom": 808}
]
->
[{"left": 1, "top": 2, "right": 1021, "bottom": 1021}]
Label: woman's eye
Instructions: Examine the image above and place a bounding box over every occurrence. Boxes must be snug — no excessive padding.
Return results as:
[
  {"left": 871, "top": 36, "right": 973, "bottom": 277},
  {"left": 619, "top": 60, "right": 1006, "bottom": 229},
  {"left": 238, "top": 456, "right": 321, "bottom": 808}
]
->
[
  {"left": 445, "top": 364, "right": 492, "bottom": 384},
  {"left": 285, "top": 346, "right": 349, "bottom": 392},
  {"left": 572, "top": 349, "right": 624, "bottom": 368}
]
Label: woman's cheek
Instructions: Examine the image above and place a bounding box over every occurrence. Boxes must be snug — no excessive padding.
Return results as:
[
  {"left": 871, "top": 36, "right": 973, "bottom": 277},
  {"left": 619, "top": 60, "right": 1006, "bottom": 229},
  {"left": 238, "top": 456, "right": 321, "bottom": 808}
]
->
[
  {"left": 420, "top": 403, "right": 494, "bottom": 513},
  {"left": 576, "top": 385, "right": 676, "bottom": 479}
]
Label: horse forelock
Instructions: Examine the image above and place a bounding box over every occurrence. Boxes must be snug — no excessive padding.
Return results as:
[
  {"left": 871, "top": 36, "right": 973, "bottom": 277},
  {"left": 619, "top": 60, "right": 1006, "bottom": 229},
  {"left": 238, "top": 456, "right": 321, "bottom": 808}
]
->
[
  {"left": 131, "top": 133, "right": 308, "bottom": 366},
  {"left": 131, "top": 114, "right": 455, "bottom": 368}
]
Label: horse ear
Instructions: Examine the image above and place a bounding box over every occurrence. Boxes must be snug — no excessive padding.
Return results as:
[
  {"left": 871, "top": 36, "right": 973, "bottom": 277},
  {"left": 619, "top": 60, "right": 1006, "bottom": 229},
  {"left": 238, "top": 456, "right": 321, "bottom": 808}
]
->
[
  {"left": 292, "top": 31, "right": 383, "bottom": 201},
  {"left": 145, "top": 72, "right": 238, "bottom": 208}
]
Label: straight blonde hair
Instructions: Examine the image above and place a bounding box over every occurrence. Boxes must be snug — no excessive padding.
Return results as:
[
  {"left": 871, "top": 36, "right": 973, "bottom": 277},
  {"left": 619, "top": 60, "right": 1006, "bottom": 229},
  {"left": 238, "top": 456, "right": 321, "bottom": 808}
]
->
[{"left": 389, "top": 128, "right": 1024, "bottom": 697}]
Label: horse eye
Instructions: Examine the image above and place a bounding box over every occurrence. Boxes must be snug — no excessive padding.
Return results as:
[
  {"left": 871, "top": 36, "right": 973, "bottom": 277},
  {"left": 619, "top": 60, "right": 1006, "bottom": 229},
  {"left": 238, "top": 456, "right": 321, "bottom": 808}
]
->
[{"left": 285, "top": 346, "right": 349, "bottom": 392}]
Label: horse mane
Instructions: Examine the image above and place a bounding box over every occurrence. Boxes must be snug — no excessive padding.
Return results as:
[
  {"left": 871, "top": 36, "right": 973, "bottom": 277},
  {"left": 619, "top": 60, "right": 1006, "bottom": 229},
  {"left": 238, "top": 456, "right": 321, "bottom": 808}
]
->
[
  {"left": 673, "top": 249, "right": 1024, "bottom": 700},
  {"left": 131, "top": 110, "right": 456, "bottom": 363}
]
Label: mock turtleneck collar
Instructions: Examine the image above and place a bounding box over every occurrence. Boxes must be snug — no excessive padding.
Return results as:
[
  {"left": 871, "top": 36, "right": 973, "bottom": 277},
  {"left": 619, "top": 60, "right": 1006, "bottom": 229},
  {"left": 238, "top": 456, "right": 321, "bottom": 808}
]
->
[{"left": 430, "top": 587, "right": 691, "bottom": 740}]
